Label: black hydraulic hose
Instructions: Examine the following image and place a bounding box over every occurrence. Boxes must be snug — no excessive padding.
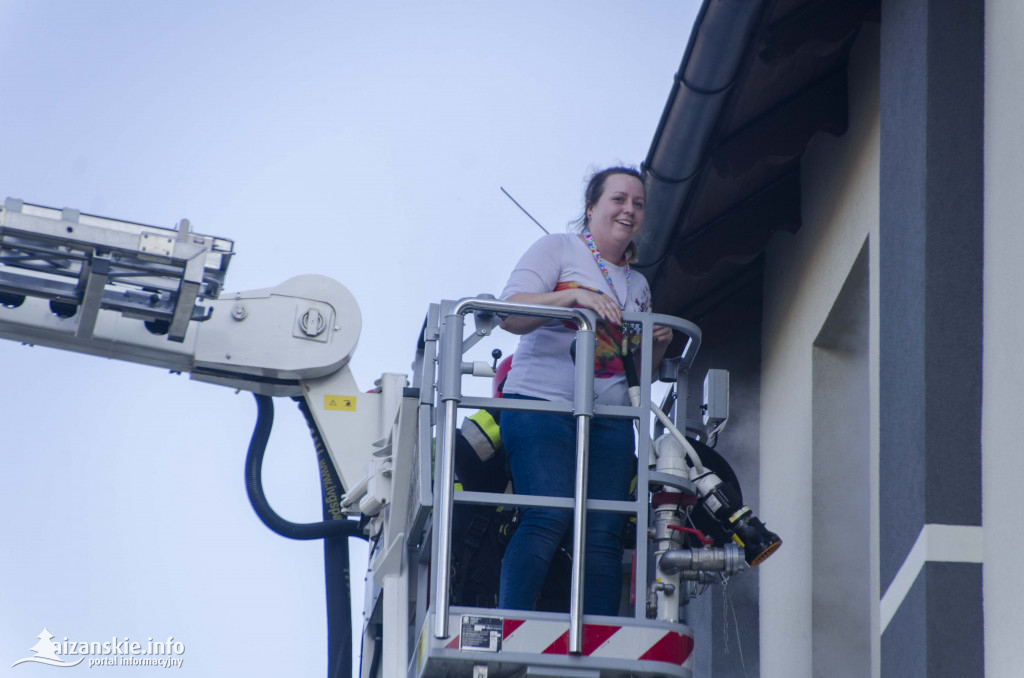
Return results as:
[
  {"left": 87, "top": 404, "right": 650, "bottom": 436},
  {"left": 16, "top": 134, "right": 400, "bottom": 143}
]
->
[
  {"left": 324, "top": 533, "right": 353, "bottom": 678},
  {"left": 245, "top": 393, "right": 366, "bottom": 540},
  {"left": 294, "top": 396, "right": 358, "bottom": 678}
]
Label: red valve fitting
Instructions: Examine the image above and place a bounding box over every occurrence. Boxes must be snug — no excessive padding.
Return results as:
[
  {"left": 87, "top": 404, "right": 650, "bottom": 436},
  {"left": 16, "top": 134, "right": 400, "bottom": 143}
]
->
[{"left": 667, "top": 524, "right": 714, "bottom": 547}]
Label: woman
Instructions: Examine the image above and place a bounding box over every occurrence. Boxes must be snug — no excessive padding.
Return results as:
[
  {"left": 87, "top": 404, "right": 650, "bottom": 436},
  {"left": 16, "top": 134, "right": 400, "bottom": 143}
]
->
[{"left": 498, "top": 166, "right": 672, "bottom": 615}]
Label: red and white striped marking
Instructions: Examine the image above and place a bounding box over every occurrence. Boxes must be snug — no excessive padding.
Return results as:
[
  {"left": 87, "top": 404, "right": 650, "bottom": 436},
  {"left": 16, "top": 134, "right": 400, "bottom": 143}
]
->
[{"left": 445, "top": 616, "right": 694, "bottom": 666}]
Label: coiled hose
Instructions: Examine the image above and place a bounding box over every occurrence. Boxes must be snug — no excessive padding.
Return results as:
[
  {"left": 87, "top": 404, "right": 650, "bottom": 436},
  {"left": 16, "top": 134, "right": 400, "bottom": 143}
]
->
[{"left": 245, "top": 393, "right": 366, "bottom": 540}]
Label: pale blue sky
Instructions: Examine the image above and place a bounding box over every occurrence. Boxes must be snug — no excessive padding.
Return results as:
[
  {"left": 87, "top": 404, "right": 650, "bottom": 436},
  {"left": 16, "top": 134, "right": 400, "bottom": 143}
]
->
[{"left": 0, "top": 2, "right": 698, "bottom": 675}]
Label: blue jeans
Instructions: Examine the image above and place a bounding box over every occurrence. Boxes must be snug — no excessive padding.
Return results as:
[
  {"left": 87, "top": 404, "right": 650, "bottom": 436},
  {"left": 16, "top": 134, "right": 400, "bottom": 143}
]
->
[{"left": 498, "top": 394, "right": 635, "bottom": 616}]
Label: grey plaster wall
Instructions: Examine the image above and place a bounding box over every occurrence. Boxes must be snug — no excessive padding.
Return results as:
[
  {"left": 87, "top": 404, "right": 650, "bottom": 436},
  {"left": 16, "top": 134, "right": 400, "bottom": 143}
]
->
[
  {"left": 812, "top": 243, "right": 871, "bottom": 678},
  {"left": 759, "top": 22, "right": 881, "bottom": 678},
  {"left": 879, "top": 0, "right": 984, "bottom": 673},
  {"left": 983, "top": 0, "right": 1024, "bottom": 673},
  {"left": 685, "top": 273, "right": 763, "bottom": 678}
]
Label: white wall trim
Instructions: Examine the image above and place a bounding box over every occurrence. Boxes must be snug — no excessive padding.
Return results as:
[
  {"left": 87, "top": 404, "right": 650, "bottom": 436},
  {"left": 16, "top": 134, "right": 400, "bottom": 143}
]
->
[{"left": 879, "top": 524, "right": 984, "bottom": 632}]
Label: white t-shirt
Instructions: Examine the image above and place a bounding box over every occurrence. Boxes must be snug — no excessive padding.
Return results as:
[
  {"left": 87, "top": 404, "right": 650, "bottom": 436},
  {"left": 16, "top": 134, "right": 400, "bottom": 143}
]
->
[{"left": 500, "top": 233, "right": 651, "bottom": 405}]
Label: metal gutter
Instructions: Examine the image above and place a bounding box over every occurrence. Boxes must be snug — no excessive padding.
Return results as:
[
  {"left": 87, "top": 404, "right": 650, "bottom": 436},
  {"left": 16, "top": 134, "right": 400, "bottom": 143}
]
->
[{"left": 637, "top": 0, "right": 766, "bottom": 280}]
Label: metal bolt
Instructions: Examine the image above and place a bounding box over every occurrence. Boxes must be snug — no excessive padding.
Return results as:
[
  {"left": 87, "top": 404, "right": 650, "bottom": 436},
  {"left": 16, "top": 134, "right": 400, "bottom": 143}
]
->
[
  {"left": 225, "top": 353, "right": 231, "bottom": 360},
  {"left": 231, "top": 303, "right": 247, "bottom": 321}
]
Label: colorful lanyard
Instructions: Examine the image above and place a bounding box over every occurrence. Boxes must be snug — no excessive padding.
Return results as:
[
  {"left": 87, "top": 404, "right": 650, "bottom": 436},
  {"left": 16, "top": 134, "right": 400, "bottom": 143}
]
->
[
  {"left": 583, "top": 230, "right": 629, "bottom": 309},
  {"left": 583, "top": 230, "right": 633, "bottom": 356}
]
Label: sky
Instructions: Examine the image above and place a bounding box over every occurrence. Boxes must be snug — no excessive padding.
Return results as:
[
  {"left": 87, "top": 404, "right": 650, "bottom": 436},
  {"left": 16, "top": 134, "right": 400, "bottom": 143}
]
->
[{"left": 0, "top": 2, "right": 699, "bottom": 676}]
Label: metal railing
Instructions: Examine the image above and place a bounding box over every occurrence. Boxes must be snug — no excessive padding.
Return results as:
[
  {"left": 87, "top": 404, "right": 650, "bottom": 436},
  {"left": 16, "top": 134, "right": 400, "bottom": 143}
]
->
[{"left": 429, "top": 296, "right": 701, "bottom": 655}]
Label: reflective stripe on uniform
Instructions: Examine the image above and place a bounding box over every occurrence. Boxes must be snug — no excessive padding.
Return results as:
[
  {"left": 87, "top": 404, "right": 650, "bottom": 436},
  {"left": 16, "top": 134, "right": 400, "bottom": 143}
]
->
[
  {"left": 462, "top": 410, "right": 502, "bottom": 461},
  {"left": 467, "top": 409, "right": 502, "bottom": 449}
]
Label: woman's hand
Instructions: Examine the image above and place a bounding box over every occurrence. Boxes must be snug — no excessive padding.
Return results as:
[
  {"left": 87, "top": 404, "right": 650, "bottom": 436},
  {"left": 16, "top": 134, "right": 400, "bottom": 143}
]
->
[
  {"left": 652, "top": 324, "right": 673, "bottom": 347},
  {"left": 572, "top": 288, "right": 622, "bottom": 325}
]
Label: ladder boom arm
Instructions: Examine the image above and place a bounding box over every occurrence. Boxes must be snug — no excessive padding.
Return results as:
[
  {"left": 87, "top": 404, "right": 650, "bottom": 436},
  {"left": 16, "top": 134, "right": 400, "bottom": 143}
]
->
[{"left": 0, "top": 198, "right": 361, "bottom": 396}]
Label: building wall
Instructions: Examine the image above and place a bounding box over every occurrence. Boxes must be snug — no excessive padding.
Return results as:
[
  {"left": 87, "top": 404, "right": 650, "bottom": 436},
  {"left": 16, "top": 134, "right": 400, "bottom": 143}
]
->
[
  {"left": 983, "top": 0, "right": 1024, "bottom": 673},
  {"left": 758, "top": 1, "right": 1008, "bottom": 672},
  {"left": 877, "top": 2, "right": 985, "bottom": 674},
  {"left": 758, "top": 26, "right": 881, "bottom": 678},
  {"left": 682, "top": 283, "right": 764, "bottom": 677}
]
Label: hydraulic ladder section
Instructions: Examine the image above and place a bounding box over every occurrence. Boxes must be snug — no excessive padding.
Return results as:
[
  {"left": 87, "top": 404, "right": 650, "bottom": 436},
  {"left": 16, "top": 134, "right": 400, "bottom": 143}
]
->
[
  {"left": 0, "top": 197, "right": 232, "bottom": 344},
  {"left": 401, "top": 297, "right": 703, "bottom": 678}
]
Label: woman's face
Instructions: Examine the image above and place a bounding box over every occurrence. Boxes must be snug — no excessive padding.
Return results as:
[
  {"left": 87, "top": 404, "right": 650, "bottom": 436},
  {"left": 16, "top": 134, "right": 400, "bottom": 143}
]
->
[{"left": 587, "top": 173, "right": 646, "bottom": 245}]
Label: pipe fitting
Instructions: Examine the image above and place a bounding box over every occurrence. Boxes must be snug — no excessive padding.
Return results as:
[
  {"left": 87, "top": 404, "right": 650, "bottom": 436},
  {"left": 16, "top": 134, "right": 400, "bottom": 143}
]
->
[{"left": 658, "top": 544, "right": 745, "bottom": 576}]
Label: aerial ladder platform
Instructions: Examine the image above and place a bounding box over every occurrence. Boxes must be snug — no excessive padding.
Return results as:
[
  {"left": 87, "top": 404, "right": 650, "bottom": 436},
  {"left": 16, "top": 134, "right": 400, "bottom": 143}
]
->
[{"left": 0, "top": 198, "right": 779, "bottom": 678}]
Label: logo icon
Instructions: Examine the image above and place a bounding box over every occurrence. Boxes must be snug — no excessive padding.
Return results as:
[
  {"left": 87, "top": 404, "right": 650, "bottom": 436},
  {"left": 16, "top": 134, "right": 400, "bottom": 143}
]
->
[{"left": 12, "top": 628, "right": 83, "bottom": 668}]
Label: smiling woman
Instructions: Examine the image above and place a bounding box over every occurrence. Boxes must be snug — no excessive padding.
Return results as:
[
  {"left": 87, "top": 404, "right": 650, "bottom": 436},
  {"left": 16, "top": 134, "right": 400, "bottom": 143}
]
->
[{"left": 495, "top": 166, "right": 673, "bottom": 615}]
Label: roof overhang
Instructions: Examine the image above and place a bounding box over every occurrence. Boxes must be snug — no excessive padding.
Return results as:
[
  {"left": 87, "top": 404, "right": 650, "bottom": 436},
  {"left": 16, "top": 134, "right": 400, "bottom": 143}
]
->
[{"left": 637, "top": 0, "right": 880, "bottom": 347}]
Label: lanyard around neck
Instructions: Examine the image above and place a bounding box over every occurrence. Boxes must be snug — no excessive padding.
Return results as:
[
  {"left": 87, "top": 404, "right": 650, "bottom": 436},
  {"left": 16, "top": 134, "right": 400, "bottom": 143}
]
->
[{"left": 583, "top": 230, "right": 629, "bottom": 310}]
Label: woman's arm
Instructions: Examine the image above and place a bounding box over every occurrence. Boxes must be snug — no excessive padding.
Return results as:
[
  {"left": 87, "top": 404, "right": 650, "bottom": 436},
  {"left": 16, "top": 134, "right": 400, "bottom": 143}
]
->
[{"left": 500, "top": 289, "right": 627, "bottom": 335}]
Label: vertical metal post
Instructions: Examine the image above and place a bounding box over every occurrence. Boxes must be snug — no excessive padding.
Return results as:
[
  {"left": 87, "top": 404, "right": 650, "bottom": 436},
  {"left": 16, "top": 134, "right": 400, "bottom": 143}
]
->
[
  {"left": 674, "top": 364, "right": 689, "bottom": 431},
  {"left": 569, "top": 327, "right": 595, "bottom": 654},
  {"left": 569, "top": 415, "right": 590, "bottom": 651},
  {"left": 634, "top": 314, "right": 652, "bottom": 621},
  {"left": 433, "top": 311, "right": 465, "bottom": 640}
]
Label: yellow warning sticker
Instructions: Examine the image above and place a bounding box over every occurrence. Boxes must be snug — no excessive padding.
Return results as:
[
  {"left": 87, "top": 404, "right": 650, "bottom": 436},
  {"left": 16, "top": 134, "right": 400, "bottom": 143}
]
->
[{"left": 325, "top": 395, "right": 357, "bottom": 411}]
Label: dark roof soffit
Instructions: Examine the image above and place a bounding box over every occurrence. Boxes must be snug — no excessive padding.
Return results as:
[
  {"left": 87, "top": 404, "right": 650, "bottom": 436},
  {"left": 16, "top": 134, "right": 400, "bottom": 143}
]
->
[{"left": 637, "top": 0, "right": 878, "bottom": 336}]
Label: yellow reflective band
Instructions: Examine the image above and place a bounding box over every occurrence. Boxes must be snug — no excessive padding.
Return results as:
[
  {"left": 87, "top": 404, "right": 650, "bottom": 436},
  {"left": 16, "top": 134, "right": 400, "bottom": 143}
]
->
[
  {"left": 468, "top": 409, "right": 502, "bottom": 448},
  {"left": 728, "top": 507, "right": 750, "bottom": 524}
]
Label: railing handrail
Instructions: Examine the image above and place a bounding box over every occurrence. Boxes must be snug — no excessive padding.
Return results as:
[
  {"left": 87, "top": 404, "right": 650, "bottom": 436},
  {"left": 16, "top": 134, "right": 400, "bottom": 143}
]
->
[
  {"left": 430, "top": 297, "right": 700, "bottom": 654},
  {"left": 450, "top": 296, "right": 597, "bottom": 332}
]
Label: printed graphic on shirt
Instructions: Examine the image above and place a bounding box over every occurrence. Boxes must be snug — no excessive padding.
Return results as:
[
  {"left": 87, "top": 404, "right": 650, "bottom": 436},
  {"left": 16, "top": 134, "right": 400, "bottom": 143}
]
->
[
  {"left": 633, "top": 284, "right": 652, "bottom": 316},
  {"left": 554, "top": 281, "right": 648, "bottom": 378}
]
